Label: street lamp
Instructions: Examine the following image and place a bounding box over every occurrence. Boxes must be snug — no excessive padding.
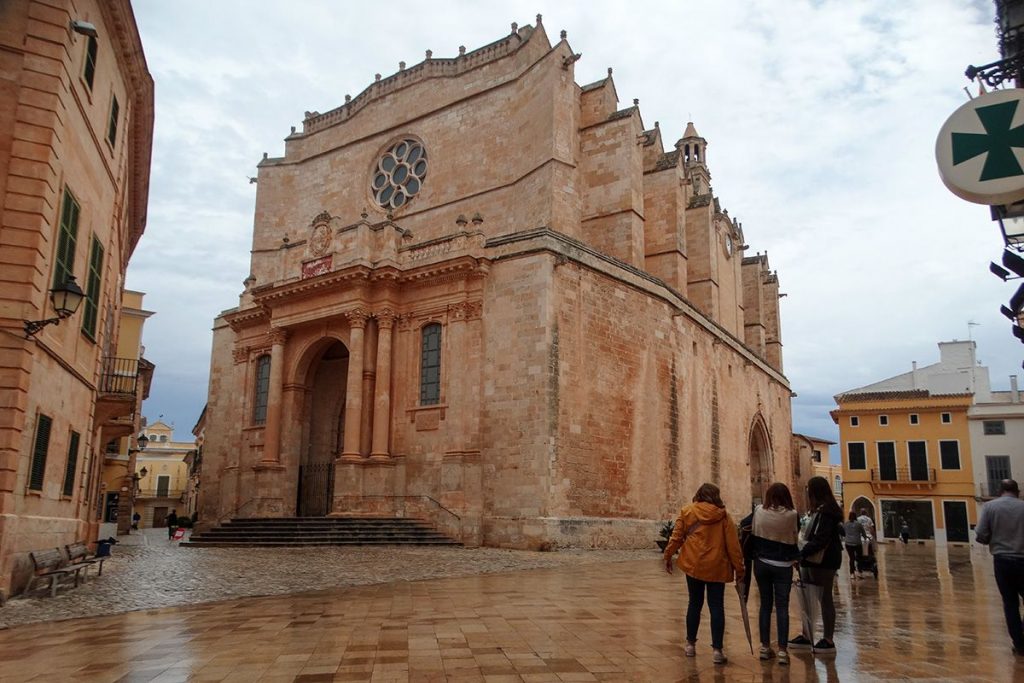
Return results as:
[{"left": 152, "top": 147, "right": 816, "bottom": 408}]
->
[
  {"left": 992, "top": 203, "right": 1024, "bottom": 252},
  {"left": 23, "top": 276, "right": 86, "bottom": 338}
]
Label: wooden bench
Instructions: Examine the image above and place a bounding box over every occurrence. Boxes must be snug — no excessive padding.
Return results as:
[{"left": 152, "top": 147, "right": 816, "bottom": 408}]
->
[
  {"left": 65, "top": 541, "right": 107, "bottom": 578},
  {"left": 28, "top": 548, "right": 87, "bottom": 598}
]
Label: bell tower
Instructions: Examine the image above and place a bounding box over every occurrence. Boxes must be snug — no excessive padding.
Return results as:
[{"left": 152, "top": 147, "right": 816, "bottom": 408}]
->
[{"left": 676, "top": 121, "right": 711, "bottom": 197}]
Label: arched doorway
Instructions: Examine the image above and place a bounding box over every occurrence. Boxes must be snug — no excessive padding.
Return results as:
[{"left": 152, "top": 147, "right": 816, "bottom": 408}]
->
[
  {"left": 850, "top": 496, "right": 875, "bottom": 521},
  {"left": 749, "top": 417, "right": 772, "bottom": 507},
  {"left": 297, "top": 341, "right": 349, "bottom": 516}
]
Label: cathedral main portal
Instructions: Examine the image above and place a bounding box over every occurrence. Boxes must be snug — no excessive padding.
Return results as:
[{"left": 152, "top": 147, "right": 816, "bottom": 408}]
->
[{"left": 297, "top": 341, "right": 348, "bottom": 516}]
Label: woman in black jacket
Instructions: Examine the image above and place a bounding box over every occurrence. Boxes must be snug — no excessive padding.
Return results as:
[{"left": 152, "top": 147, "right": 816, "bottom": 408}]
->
[{"left": 789, "top": 476, "right": 843, "bottom": 656}]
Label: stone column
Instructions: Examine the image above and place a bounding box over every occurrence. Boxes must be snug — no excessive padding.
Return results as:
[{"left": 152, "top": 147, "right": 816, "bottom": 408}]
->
[
  {"left": 260, "top": 328, "right": 288, "bottom": 465},
  {"left": 370, "top": 310, "right": 395, "bottom": 461},
  {"left": 340, "top": 310, "right": 368, "bottom": 461}
]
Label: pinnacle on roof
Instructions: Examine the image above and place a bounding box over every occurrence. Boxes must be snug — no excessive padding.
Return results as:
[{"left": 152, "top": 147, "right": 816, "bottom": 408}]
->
[{"left": 683, "top": 121, "right": 699, "bottom": 138}]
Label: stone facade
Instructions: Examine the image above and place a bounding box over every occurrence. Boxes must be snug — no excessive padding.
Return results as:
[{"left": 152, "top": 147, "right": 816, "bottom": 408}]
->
[
  {"left": 200, "top": 18, "right": 792, "bottom": 548},
  {"left": 0, "top": 0, "right": 153, "bottom": 597}
]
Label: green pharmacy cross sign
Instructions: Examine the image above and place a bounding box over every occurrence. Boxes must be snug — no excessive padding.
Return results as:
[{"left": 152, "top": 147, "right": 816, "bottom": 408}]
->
[
  {"left": 936, "top": 88, "right": 1024, "bottom": 206},
  {"left": 951, "top": 100, "right": 1024, "bottom": 182}
]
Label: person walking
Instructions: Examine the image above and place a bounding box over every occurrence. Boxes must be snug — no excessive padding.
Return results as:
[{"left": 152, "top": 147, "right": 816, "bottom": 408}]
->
[
  {"left": 740, "top": 482, "right": 799, "bottom": 666},
  {"left": 899, "top": 520, "right": 911, "bottom": 545},
  {"left": 789, "top": 476, "right": 843, "bottom": 656},
  {"left": 975, "top": 479, "right": 1024, "bottom": 656},
  {"left": 842, "top": 512, "right": 867, "bottom": 579},
  {"left": 167, "top": 509, "right": 179, "bottom": 540},
  {"left": 664, "top": 482, "right": 745, "bottom": 665},
  {"left": 855, "top": 507, "right": 878, "bottom": 579}
]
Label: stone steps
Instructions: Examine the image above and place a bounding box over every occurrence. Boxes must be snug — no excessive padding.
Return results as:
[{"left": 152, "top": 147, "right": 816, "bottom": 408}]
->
[{"left": 182, "top": 517, "right": 461, "bottom": 548}]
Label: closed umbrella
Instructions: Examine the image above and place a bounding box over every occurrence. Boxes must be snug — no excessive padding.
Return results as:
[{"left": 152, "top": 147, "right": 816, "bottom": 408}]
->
[
  {"left": 734, "top": 583, "right": 753, "bottom": 655},
  {"left": 794, "top": 573, "right": 822, "bottom": 644}
]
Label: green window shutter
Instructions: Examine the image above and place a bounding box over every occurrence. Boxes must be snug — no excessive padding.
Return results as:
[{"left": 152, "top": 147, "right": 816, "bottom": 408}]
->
[
  {"left": 107, "top": 96, "right": 119, "bottom": 146},
  {"left": 29, "top": 414, "right": 53, "bottom": 491},
  {"left": 84, "top": 35, "right": 97, "bottom": 89},
  {"left": 62, "top": 431, "right": 80, "bottom": 497},
  {"left": 53, "top": 189, "right": 80, "bottom": 289},
  {"left": 81, "top": 236, "right": 103, "bottom": 339}
]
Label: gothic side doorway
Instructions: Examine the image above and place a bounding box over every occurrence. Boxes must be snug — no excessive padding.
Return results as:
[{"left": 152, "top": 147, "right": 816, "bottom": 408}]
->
[
  {"left": 749, "top": 417, "right": 772, "bottom": 507},
  {"left": 297, "top": 341, "right": 349, "bottom": 516}
]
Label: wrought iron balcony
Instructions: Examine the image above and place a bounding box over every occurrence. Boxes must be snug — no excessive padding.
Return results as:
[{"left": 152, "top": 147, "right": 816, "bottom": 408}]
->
[
  {"left": 869, "top": 467, "right": 937, "bottom": 489},
  {"left": 99, "top": 357, "right": 140, "bottom": 396},
  {"left": 136, "top": 488, "right": 185, "bottom": 501}
]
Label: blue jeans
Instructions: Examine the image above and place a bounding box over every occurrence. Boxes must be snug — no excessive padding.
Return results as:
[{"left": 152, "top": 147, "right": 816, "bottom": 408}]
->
[
  {"left": 685, "top": 574, "right": 725, "bottom": 649},
  {"left": 994, "top": 554, "right": 1024, "bottom": 651},
  {"left": 754, "top": 559, "right": 793, "bottom": 648}
]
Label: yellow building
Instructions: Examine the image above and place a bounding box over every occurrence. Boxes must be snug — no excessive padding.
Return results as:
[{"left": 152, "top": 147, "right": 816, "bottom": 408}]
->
[
  {"left": 133, "top": 420, "right": 192, "bottom": 529},
  {"left": 833, "top": 391, "right": 976, "bottom": 544},
  {"left": 99, "top": 290, "right": 154, "bottom": 536}
]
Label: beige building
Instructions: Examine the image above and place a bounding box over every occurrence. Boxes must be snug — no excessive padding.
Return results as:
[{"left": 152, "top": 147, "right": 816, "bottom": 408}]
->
[
  {"left": 0, "top": 0, "right": 153, "bottom": 597},
  {"left": 200, "top": 18, "right": 793, "bottom": 548},
  {"left": 792, "top": 434, "right": 838, "bottom": 510},
  {"left": 133, "top": 420, "right": 191, "bottom": 529}
]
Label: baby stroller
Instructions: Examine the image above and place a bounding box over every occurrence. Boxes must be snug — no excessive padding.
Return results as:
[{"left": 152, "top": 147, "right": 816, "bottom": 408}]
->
[{"left": 856, "top": 536, "right": 878, "bottom": 579}]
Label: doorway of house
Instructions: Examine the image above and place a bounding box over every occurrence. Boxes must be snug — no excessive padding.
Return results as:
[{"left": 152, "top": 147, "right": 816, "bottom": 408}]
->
[
  {"left": 152, "top": 506, "right": 168, "bottom": 529},
  {"left": 749, "top": 419, "right": 771, "bottom": 508}
]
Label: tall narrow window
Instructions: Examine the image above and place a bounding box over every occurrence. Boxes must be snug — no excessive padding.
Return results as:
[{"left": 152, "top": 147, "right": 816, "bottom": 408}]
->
[
  {"left": 253, "top": 354, "right": 271, "bottom": 423},
  {"left": 420, "top": 323, "right": 442, "bottom": 405},
  {"left": 83, "top": 35, "right": 98, "bottom": 89},
  {"left": 54, "top": 188, "right": 80, "bottom": 289},
  {"left": 29, "top": 414, "right": 53, "bottom": 491},
  {"left": 62, "top": 431, "right": 81, "bottom": 497},
  {"left": 847, "top": 442, "right": 866, "bottom": 470},
  {"left": 939, "top": 440, "right": 961, "bottom": 470},
  {"left": 107, "top": 95, "right": 119, "bottom": 146},
  {"left": 81, "top": 236, "right": 103, "bottom": 340}
]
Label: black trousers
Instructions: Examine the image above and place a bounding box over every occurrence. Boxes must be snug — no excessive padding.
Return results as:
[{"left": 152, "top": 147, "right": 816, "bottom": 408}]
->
[
  {"left": 994, "top": 554, "right": 1024, "bottom": 651},
  {"left": 685, "top": 574, "right": 725, "bottom": 650}
]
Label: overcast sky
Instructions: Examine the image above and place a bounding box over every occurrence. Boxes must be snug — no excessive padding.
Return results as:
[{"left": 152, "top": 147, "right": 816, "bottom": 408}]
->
[{"left": 127, "top": 1, "right": 1012, "bottom": 460}]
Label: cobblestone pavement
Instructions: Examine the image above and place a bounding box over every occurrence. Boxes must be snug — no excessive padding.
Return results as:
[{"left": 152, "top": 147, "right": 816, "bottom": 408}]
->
[
  {"left": 0, "top": 543, "right": 1020, "bottom": 682},
  {"left": 0, "top": 544, "right": 650, "bottom": 629}
]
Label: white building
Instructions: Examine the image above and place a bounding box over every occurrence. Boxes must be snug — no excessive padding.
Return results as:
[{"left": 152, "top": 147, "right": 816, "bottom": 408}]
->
[{"left": 968, "top": 378, "right": 1024, "bottom": 499}]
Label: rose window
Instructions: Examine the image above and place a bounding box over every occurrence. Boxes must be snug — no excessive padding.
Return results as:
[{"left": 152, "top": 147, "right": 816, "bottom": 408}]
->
[{"left": 372, "top": 139, "right": 427, "bottom": 210}]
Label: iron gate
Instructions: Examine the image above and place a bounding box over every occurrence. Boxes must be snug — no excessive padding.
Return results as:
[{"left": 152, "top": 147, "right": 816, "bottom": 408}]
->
[{"left": 297, "top": 462, "right": 334, "bottom": 517}]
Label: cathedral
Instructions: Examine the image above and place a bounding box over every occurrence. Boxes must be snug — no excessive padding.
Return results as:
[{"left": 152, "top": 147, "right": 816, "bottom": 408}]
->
[{"left": 199, "top": 17, "right": 793, "bottom": 547}]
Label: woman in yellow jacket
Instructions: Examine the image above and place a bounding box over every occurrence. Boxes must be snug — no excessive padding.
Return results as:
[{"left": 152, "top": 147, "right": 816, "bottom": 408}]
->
[{"left": 663, "top": 482, "right": 746, "bottom": 664}]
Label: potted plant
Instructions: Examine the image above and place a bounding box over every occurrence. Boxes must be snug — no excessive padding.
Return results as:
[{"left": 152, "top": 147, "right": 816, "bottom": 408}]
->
[{"left": 656, "top": 520, "right": 674, "bottom": 551}]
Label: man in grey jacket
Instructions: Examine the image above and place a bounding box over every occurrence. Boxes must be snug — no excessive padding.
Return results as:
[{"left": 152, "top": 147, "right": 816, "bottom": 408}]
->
[{"left": 976, "top": 479, "right": 1024, "bottom": 656}]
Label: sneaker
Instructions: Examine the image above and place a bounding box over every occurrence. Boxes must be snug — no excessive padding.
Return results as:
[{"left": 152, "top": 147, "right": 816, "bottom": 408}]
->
[
  {"left": 788, "top": 635, "right": 813, "bottom": 651},
  {"left": 712, "top": 650, "right": 727, "bottom": 665},
  {"left": 777, "top": 650, "right": 790, "bottom": 666},
  {"left": 759, "top": 646, "right": 775, "bottom": 660},
  {"left": 812, "top": 639, "right": 836, "bottom": 656},
  {"left": 684, "top": 642, "right": 696, "bottom": 657}
]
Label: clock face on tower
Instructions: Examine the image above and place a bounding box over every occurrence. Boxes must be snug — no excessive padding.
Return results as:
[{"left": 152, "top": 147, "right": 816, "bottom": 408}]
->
[{"left": 724, "top": 232, "right": 734, "bottom": 258}]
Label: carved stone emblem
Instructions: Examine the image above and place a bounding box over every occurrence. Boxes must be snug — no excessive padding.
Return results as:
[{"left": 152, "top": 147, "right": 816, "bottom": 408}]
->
[{"left": 310, "top": 223, "right": 332, "bottom": 256}]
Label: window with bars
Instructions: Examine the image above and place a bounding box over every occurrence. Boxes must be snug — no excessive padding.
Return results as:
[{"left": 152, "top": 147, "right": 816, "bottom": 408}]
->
[
  {"left": 253, "top": 355, "right": 271, "bottom": 423},
  {"left": 983, "top": 420, "right": 1006, "bottom": 435},
  {"left": 107, "top": 95, "right": 119, "bottom": 146},
  {"left": 62, "top": 431, "right": 80, "bottom": 497},
  {"left": 83, "top": 35, "right": 97, "bottom": 89},
  {"left": 29, "top": 414, "right": 53, "bottom": 491},
  {"left": 420, "top": 323, "right": 442, "bottom": 405},
  {"left": 81, "top": 236, "right": 103, "bottom": 340},
  {"left": 54, "top": 189, "right": 80, "bottom": 289}
]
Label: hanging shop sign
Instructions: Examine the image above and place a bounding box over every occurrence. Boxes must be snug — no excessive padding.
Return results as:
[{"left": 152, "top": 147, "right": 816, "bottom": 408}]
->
[{"left": 936, "top": 88, "right": 1024, "bottom": 206}]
